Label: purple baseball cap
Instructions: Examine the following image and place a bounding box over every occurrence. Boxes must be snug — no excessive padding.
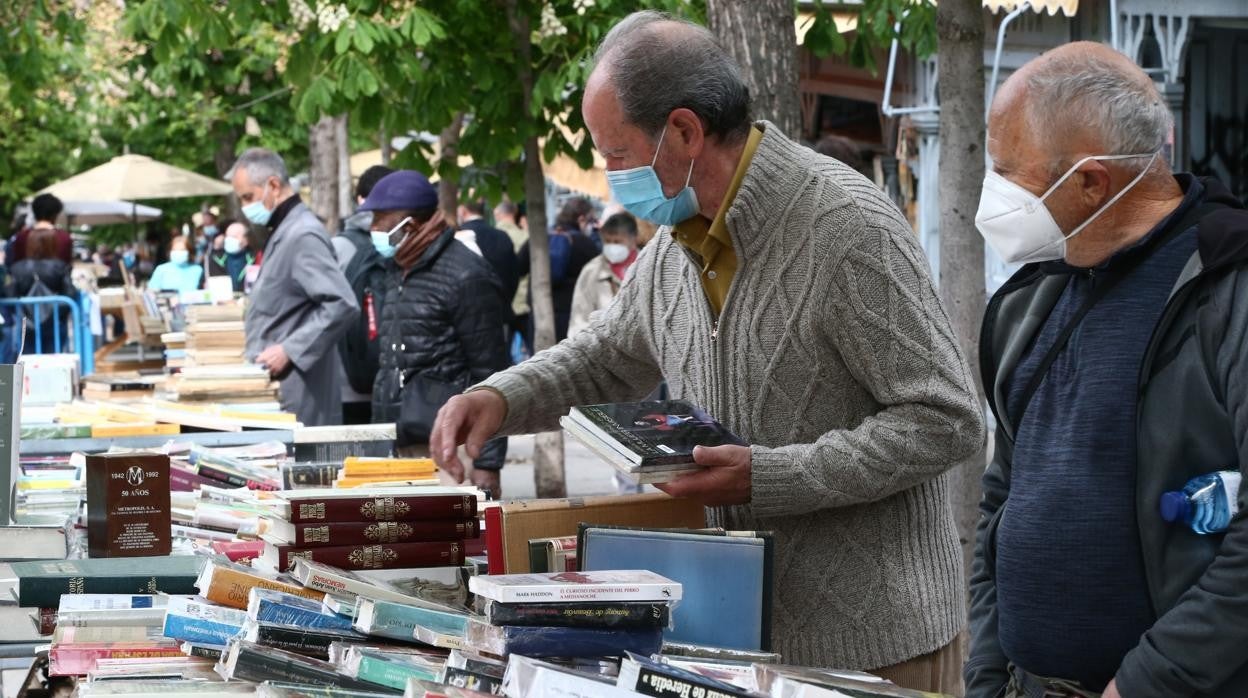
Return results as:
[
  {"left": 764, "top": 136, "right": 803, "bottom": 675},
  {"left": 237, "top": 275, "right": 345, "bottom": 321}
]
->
[{"left": 359, "top": 170, "right": 438, "bottom": 212}]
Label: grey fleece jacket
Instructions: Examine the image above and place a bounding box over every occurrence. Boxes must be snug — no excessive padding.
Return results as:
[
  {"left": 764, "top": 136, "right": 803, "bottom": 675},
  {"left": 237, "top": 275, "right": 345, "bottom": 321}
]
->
[{"left": 479, "top": 122, "right": 985, "bottom": 670}]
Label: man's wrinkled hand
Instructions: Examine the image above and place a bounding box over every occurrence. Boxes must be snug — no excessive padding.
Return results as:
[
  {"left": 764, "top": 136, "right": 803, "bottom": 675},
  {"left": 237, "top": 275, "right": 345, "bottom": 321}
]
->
[
  {"left": 430, "top": 390, "right": 506, "bottom": 483},
  {"left": 256, "top": 344, "right": 290, "bottom": 378},
  {"left": 654, "top": 444, "right": 751, "bottom": 506}
]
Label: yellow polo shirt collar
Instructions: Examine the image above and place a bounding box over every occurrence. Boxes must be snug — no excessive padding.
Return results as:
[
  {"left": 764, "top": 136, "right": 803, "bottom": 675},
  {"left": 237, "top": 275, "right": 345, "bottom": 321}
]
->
[{"left": 672, "top": 125, "right": 763, "bottom": 317}]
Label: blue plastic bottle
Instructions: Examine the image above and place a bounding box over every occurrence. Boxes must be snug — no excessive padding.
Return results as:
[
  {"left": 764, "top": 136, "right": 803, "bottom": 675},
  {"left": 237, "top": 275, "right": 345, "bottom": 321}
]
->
[{"left": 1160, "top": 471, "right": 1242, "bottom": 534}]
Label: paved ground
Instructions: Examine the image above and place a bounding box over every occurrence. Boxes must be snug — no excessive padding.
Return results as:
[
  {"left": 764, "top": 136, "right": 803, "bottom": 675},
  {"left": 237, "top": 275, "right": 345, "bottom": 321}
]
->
[{"left": 496, "top": 433, "right": 652, "bottom": 499}]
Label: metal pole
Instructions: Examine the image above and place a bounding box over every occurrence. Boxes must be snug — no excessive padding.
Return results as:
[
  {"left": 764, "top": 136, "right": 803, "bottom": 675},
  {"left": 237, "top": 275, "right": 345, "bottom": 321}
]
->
[
  {"left": 987, "top": 2, "right": 1032, "bottom": 111},
  {"left": 882, "top": 17, "right": 942, "bottom": 118}
]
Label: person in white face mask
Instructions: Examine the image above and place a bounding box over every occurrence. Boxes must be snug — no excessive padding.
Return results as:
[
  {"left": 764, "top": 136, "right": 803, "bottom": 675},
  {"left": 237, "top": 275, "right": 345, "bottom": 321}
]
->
[
  {"left": 969, "top": 42, "right": 1248, "bottom": 698},
  {"left": 567, "top": 211, "right": 640, "bottom": 338}
]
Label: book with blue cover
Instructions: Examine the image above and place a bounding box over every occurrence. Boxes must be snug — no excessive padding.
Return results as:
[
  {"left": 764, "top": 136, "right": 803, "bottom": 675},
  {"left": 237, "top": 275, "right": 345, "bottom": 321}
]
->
[
  {"left": 162, "top": 596, "right": 248, "bottom": 645},
  {"left": 464, "top": 617, "right": 663, "bottom": 658},
  {"left": 577, "top": 526, "right": 773, "bottom": 651},
  {"left": 248, "top": 588, "right": 354, "bottom": 631},
  {"left": 352, "top": 597, "right": 469, "bottom": 642}
]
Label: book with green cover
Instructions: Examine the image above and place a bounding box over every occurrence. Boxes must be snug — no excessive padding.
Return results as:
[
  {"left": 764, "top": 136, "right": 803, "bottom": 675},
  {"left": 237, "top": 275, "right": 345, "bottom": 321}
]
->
[
  {"left": 347, "top": 649, "right": 442, "bottom": 691},
  {"left": 20, "top": 424, "right": 92, "bottom": 440},
  {"left": 352, "top": 597, "right": 468, "bottom": 642},
  {"left": 11, "top": 555, "right": 206, "bottom": 608}
]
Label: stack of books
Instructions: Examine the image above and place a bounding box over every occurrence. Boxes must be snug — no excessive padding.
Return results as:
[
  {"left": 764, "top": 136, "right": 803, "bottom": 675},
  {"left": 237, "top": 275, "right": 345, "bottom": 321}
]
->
[
  {"left": 12, "top": 453, "right": 84, "bottom": 524},
  {"left": 81, "top": 373, "right": 163, "bottom": 402},
  {"left": 183, "top": 305, "right": 247, "bottom": 367},
  {"left": 334, "top": 457, "right": 440, "bottom": 488},
  {"left": 559, "top": 400, "right": 746, "bottom": 484},
  {"left": 164, "top": 365, "right": 279, "bottom": 404},
  {"left": 259, "top": 487, "right": 481, "bottom": 573},
  {"left": 464, "top": 570, "right": 681, "bottom": 659},
  {"left": 161, "top": 332, "right": 187, "bottom": 371}
]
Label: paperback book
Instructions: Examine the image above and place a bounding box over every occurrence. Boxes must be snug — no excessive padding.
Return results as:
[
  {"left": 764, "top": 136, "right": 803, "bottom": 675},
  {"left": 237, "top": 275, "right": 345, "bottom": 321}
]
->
[
  {"left": 248, "top": 587, "right": 356, "bottom": 630},
  {"left": 162, "top": 596, "right": 248, "bottom": 645},
  {"left": 482, "top": 599, "right": 670, "bottom": 630},
  {"left": 464, "top": 618, "right": 664, "bottom": 659},
  {"left": 616, "top": 652, "right": 757, "bottom": 698},
  {"left": 468, "top": 570, "right": 682, "bottom": 604},
  {"left": 216, "top": 639, "right": 393, "bottom": 692},
  {"left": 195, "top": 559, "right": 325, "bottom": 609},
  {"left": 241, "top": 619, "right": 367, "bottom": 661},
  {"left": 353, "top": 597, "right": 470, "bottom": 643}
]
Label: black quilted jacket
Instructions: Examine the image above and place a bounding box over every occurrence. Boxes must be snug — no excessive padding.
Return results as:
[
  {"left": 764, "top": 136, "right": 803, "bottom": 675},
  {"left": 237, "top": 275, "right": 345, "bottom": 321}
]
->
[{"left": 371, "top": 229, "right": 510, "bottom": 443}]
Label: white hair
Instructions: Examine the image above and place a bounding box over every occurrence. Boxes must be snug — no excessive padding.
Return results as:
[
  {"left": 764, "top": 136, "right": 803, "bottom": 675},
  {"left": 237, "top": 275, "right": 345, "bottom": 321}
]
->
[
  {"left": 1025, "top": 51, "right": 1171, "bottom": 170},
  {"left": 228, "top": 147, "right": 290, "bottom": 186}
]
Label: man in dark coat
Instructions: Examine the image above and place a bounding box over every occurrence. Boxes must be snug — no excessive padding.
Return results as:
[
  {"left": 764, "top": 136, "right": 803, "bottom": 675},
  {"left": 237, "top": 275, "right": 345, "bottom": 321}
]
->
[{"left": 364, "top": 172, "right": 510, "bottom": 498}]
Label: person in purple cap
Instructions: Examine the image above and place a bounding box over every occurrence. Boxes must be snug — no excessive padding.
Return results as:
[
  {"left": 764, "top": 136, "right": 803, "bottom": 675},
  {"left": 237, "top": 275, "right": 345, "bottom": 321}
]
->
[{"left": 361, "top": 170, "right": 510, "bottom": 498}]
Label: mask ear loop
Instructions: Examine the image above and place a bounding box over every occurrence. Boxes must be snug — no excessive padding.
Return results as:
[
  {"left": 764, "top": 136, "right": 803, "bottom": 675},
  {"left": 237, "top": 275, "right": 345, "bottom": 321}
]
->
[
  {"left": 651, "top": 124, "right": 668, "bottom": 167},
  {"left": 1062, "top": 151, "right": 1160, "bottom": 242},
  {"left": 652, "top": 122, "right": 696, "bottom": 188}
]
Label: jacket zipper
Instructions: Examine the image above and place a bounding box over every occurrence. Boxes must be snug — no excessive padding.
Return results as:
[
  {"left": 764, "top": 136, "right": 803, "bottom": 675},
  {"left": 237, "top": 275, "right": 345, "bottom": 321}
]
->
[{"left": 1132, "top": 269, "right": 1203, "bottom": 618}]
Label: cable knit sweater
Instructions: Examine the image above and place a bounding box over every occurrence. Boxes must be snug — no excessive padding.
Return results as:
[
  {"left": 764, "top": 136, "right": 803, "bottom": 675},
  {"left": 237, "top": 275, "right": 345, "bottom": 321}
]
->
[{"left": 479, "top": 122, "right": 985, "bottom": 670}]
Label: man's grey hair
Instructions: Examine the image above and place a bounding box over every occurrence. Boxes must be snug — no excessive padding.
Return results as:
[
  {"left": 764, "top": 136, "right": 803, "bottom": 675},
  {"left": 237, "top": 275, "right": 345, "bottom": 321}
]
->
[
  {"left": 229, "top": 147, "right": 290, "bottom": 186},
  {"left": 1025, "top": 51, "right": 1172, "bottom": 169},
  {"left": 592, "top": 11, "right": 751, "bottom": 143}
]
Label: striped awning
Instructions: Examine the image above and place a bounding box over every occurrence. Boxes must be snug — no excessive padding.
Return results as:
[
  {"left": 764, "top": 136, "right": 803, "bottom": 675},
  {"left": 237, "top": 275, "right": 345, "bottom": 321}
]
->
[{"left": 983, "top": 0, "right": 1078, "bottom": 15}]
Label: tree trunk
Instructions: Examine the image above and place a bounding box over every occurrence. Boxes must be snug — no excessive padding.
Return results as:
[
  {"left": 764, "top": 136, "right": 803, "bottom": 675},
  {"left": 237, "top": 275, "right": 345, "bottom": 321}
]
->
[
  {"left": 212, "top": 125, "right": 242, "bottom": 221},
  {"left": 505, "top": 0, "right": 565, "bottom": 498},
  {"left": 706, "top": 0, "right": 803, "bottom": 139},
  {"left": 308, "top": 115, "right": 340, "bottom": 233},
  {"left": 438, "top": 112, "right": 466, "bottom": 221},
  {"left": 936, "top": 0, "right": 987, "bottom": 579},
  {"left": 380, "top": 127, "right": 392, "bottom": 166},
  {"left": 335, "top": 114, "right": 353, "bottom": 222}
]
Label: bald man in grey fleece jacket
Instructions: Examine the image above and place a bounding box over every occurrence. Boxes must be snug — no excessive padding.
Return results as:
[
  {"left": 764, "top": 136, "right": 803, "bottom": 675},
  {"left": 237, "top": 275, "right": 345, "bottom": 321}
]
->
[{"left": 431, "top": 12, "right": 984, "bottom": 693}]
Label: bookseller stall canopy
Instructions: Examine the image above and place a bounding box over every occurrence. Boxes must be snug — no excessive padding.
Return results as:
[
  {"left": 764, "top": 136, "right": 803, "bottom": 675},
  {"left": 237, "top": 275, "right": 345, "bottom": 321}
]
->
[{"left": 38, "top": 153, "right": 233, "bottom": 202}]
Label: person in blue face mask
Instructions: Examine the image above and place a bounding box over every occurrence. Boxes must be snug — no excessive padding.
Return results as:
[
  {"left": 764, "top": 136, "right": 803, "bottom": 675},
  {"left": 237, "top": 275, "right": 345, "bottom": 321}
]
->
[
  {"left": 205, "top": 221, "right": 255, "bottom": 293},
  {"left": 359, "top": 170, "right": 511, "bottom": 499},
  {"left": 426, "top": 12, "right": 983, "bottom": 691},
  {"left": 229, "top": 147, "right": 359, "bottom": 427},
  {"left": 148, "top": 235, "right": 203, "bottom": 294}
]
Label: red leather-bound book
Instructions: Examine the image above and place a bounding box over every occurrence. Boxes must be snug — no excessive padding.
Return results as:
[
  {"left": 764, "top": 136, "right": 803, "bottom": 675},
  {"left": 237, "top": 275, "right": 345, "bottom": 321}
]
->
[
  {"left": 266, "top": 518, "right": 480, "bottom": 548},
  {"left": 262, "top": 540, "right": 467, "bottom": 572},
  {"left": 280, "top": 493, "right": 477, "bottom": 524}
]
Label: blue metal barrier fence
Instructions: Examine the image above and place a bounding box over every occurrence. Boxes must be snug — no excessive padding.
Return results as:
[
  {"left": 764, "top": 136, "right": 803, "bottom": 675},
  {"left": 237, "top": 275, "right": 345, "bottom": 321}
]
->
[{"left": 0, "top": 296, "right": 94, "bottom": 375}]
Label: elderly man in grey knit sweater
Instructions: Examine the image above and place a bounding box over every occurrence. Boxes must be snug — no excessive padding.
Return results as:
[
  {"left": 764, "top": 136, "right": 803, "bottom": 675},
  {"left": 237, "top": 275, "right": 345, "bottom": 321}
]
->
[{"left": 431, "top": 11, "right": 984, "bottom": 693}]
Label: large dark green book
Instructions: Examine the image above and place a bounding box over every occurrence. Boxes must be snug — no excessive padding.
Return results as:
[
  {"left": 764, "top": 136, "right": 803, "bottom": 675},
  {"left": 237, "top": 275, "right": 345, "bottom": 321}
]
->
[{"left": 10, "top": 555, "right": 206, "bottom": 608}]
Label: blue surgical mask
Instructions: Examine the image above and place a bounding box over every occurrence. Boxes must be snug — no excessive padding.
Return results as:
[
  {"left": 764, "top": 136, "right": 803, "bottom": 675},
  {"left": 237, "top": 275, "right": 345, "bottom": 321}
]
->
[
  {"left": 370, "top": 231, "right": 397, "bottom": 259},
  {"left": 223, "top": 237, "right": 243, "bottom": 255},
  {"left": 242, "top": 183, "right": 274, "bottom": 226},
  {"left": 605, "top": 124, "right": 699, "bottom": 226},
  {"left": 203, "top": 225, "right": 219, "bottom": 237},
  {"left": 370, "top": 216, "right": 412, "bottom": 260},
  {"left": 170, "top": 250, "right": 189, "bottom": 265},
  {"left": 242, "top": 200, "right": 271, "bottom": 226}
]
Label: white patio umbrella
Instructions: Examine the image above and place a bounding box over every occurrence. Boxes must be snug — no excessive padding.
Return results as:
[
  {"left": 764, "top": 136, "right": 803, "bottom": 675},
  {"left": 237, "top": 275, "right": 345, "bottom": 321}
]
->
[{"left": 38, "top": 153, "right": 232, "bottom": 201}]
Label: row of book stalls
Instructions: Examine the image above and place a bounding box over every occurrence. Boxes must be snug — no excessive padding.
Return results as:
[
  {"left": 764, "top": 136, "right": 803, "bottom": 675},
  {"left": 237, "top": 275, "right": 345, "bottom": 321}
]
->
[
  {"left": 5, "top": 296, "right": 929, "bottom": 698},
  {"left": 0, "top": 446, "right": 936, "bottom": 698}
]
